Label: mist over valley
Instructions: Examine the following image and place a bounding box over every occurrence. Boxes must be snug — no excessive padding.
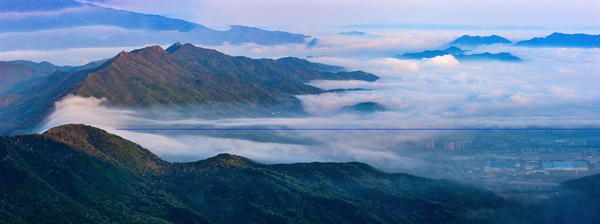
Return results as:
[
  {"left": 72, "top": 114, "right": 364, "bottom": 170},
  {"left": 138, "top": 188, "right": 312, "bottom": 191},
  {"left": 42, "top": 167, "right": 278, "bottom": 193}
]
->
[{"left": 1, "top": 0, "right": 600, "bottom": 223}]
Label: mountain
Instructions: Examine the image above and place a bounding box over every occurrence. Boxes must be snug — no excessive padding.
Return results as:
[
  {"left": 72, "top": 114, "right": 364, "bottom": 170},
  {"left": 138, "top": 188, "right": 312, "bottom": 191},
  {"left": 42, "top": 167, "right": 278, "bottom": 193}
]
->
[
  {"left": 0, "top": 62, "right": 47, "bottom": 95},
  {"left": 1, "top": 0, "right": 199, "bottom": 32},
  {"left": 454, "top": 52, "right": 522, "bottom": 62},
  {"left": 338, "top": 102, "right": 387, "bottom": 114},
  {"left": 449, "top": 35, "right": 512, "bottom": 46},
  {"left": 396, "top": 46, "right": 466, "bottom": 59},
  {"left": 0, "top": 59, "right": 111, "bottom": 97},
  {"left": 523, "top": 173, "right": 600, "bottom": 223},
  {"left": 0, "top": 0, "right": 84, "bottom": 12},
  {"left": 394, "top": 46, "right": 522, "bottom": 62},
  {"left": 0, "top": 124, "right": 512, "bottom": 223},
  {"left": 515, "top": 32, "right": 600, "bottom": 48},
  {"left": 0, "top": 61, "right": 73, "bottom": 95},
  {"left": 441, "top": 46, "right": 466, "bottom": 55},
  {"left": 338, "top": 31, "right": 366, "bottom": 36},
  {"left": 0, "top": 0, "right": 309, "bottom": 51},
  {"left": 0, "top": 124, "right": 206, "bottom": 223},
  {"left": 0, "top": 43, "right": 378, "bottom": 135}
]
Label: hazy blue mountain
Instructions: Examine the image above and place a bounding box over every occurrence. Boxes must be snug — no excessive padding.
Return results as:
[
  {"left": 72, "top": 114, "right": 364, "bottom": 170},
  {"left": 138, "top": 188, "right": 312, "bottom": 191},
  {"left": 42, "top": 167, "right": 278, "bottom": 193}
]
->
[
  {"left": 441, "top": 46, "right": 466, "bottom": 54},
  {"left": 397, "top": 50, "right": 449, "bottom": 59},
  {"left": 306, "top": 38, "right": 319, "bottom": 49},
  {"left": 0, "top": 0, "right": 83, "bottom": 12},
  {"left": 0, "top": 61, "right": 70, "bottom": 95},
  {"left": 338, "top": 102, "right": 387, "bottom": 114},
  {"left": 0, "top": 43, "right": 378, "bottom": 135},
  {"left": 396, "top": 46, "right": 466, "bottom": 59},
  {"left": 0, "top": 62, "right": 48, "bottom": 95},
  {"left": 0, "top": 124, "right": 512, "bottom": 223},
  {"left": 0, "top": 0, "right": 309, "bottom": 51},
  {"left": 219, "top": 25, "right": 309, "bottom": 45},
  {"left": 395, "top": 46, "right": 521, "bottom": 62},
  {"left": 454, "top": 52, "right": 523, "bottom": 62},
  {"left": 8, "top": 60, "right": 73, "bottom": 74},
  {"left": 515, "top": 32, "right": 600, "bottom": 48},
  {"left": 450, "top": 35, "right": 512, "bottom": 46},
  {"left": 338, "top": 31, "right": 366, "bottom": 36},
  {"left": 0, "top": 59, "right": 111, "bottom": 96},
  {"left": 1, "top": 0, "right": 200, "bottom": 32}
]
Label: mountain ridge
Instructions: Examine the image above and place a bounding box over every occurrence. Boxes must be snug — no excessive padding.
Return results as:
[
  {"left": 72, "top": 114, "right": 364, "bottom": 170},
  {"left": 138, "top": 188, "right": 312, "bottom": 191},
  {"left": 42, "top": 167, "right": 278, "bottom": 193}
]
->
[
  {"left": 394, "top": 46, "right": 522, "bottom": 62},
  {"left": 0, "top": 43, "right": 378, "bottom": 135},
  {"left": 0, "top": 0, "right": 310, "bottom": 51},
  {"left": 450, "top": 35, "right": 512, "bottom": 46},
  {"left": 0, "top": 124, "right": 512, "bottom": 223},
  {"left": 515, "top": 32, "right": 600, "bottom": 48}
]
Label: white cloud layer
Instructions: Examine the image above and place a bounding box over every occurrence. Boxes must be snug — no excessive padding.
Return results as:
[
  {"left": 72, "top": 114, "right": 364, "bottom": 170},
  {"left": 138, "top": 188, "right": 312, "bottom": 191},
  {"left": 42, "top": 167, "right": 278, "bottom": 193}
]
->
[{"left": 34, "top": 40, "right": 599, "bottom": 178}]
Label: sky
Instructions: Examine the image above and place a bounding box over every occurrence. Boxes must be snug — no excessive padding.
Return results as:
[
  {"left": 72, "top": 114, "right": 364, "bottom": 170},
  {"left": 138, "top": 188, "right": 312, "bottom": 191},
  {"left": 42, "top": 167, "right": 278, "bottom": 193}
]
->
[
  {"left": 81, "top": 0, "right": 600, "bottom": 30},
  {"left": 1, "top": 0, "right": 599, "bottom": 65}
]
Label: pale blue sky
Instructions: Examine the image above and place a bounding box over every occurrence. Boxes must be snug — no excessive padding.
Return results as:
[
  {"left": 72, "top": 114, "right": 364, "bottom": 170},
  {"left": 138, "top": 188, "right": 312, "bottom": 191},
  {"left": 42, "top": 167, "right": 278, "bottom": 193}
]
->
[{"left": 81, "top": 0, "right": 600, "bottom": 30}]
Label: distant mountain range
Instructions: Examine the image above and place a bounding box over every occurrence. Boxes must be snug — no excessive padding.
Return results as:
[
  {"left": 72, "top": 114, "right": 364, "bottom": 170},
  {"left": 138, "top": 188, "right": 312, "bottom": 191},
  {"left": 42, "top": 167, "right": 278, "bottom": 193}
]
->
[
  {"left": 0, "top": 60, "right": 108, "bottom": 96},
  {"left": 338, "top": 31, "right": 367, "bottom": 36},
  {"left": 515, "top": 32, "right": 600, "bottom": 48},
  {"left": 0, "top": 0, "right": 309, "bottom": 51},
  {"left": 445, "top": 33, "right": 599, "bottom": 48},
  {"left": 450, "top": 35, "right": 513, "bottom": 46},
  {"left": 394, "top": 32, "right": 599, "bottom": 62},
  {"left": 394, "top": 46, "right": 522, "bottom": 62},
  {"left": 0, "top": 124, "right": 512, "bottom": 223},
  {"left": 0, "top": 43, "right": 378, "bottom": 135},
  {"left": 1, "top": 0, "right": 197, "bottom": 32}
]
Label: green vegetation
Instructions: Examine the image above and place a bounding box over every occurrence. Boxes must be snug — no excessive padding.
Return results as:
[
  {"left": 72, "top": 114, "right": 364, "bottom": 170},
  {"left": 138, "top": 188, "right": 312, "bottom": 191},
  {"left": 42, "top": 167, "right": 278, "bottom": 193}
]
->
[
  {"left": 0, "top": 43, "right": 378, "bottom": 135},
  {"left": 1, "top": 124, "right": 510, "bottom": 223},
  {"left": 525, "top": 173, "right": 600, "bottom": 224}
]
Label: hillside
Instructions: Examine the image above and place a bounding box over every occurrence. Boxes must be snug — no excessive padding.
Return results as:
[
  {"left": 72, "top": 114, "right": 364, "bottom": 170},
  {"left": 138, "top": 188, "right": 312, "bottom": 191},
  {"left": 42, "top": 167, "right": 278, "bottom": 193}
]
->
[
  {"left": 0, "top": 43, "right": 378, "bottom": 135},
  {"left": 525, "top": 173, "right": 600, "bottom": 223},
  {"left": 0, "top": 124, "right": 511, "bottom": 223}
]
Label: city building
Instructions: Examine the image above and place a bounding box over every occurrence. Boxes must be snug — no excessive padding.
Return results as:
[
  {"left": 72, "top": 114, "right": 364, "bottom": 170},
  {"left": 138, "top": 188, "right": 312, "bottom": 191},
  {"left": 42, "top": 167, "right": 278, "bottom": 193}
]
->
[
  {"left": 542, "top": 161, "right": 589, "bottom": 171},
  {"left": 484, "top": 161, "right": 520, "bottom": 172},
  {"left": 444, "top": 139, "right": 466, "bottom": 150},
  {"left": 424, "top": 139, "right": 435, "bottom": 149}
]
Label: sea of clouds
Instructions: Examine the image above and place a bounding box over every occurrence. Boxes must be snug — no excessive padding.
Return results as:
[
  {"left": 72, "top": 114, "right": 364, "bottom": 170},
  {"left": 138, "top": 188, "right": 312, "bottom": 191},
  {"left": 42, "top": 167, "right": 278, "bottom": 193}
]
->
[{"left": 33, "top": 30, "right": 599, "bottom": 178}]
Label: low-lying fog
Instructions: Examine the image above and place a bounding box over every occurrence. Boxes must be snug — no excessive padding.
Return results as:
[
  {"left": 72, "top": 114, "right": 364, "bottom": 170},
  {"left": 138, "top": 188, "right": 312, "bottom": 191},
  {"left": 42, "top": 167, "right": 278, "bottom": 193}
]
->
[{"left": 35, "top": 30, "right": 599, "bottom": 179}]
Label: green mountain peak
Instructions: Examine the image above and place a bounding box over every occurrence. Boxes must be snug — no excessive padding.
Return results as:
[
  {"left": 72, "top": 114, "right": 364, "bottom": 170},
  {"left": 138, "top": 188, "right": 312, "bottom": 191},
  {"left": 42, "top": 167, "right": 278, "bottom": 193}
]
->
[{"left": 43, "top": 124, "right": 167, "bottom": 174}]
